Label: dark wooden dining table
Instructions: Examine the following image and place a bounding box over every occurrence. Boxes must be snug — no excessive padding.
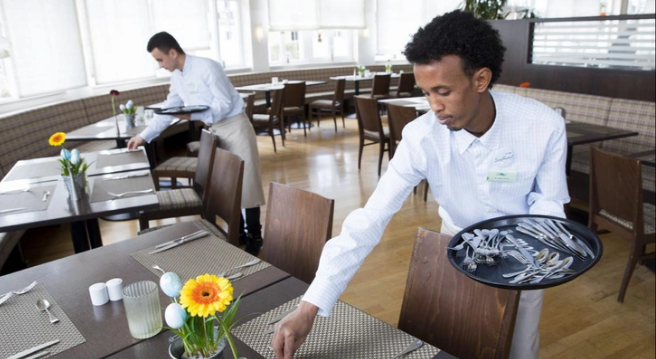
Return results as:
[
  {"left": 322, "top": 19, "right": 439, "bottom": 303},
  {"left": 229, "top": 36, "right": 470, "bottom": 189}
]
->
[
  {"left": 0, "top": 148, "right": 157, "bottom": 253},
  {"left": 235, "top": 80, "right": 327, "bottom": 107},
  {"left": 0, "top": 221, "right": 455, "bottom": 359},
  {"left": 331, "top": 73, "right": 402, "bottom": 95},
  {"left": 628, "top": 149, "right": 656, "bottom": 168}
]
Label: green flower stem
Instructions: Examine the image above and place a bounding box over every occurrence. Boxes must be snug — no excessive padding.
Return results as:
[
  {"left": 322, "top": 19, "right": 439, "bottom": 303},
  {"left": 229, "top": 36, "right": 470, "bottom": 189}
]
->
[{"left": 217, "top": 315, "right": 239, "bottom": 359}]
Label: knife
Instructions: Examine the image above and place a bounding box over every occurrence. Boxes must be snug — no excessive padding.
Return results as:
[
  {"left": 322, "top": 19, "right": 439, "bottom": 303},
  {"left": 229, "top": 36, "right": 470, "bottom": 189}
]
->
[
  {"left": 149, "top": 231, "right": 209, "bottom": 254},
  {"left": 155, "top": 230, "right": 208, "bottom": 249},
  {"left": 7, "top": 340, "right": 60, "bottom": 359},
  {"left": 267, "top": 306, "right": 298, "bottom": 325},
  {"left": 104, "top": 173, "right": 149, "bottom": 181},
  {"left": 23, "top": 351, "right": 50, "bottom": 359},
  {"left": 0, "top": 207, "right": 26, "bottom": 214},
  {"left": 505, "top": 234, "right": 540, "bottom": 268}
]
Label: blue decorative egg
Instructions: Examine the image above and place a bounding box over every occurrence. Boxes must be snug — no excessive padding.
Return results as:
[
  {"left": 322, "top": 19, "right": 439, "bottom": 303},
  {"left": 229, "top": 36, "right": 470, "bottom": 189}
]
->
[
  {"left": 165, "top": 303, "right": 187, "bottom": 329},
  {"left": 160, "top": 272, "right": 183, "bottom": 298}
]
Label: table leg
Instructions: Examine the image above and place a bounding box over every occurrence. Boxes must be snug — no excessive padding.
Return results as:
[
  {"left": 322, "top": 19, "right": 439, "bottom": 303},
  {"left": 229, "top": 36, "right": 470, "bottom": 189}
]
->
[
  {"left": 354, "top": 82, "right": 360, "bottom": 95},
  {"left": 265, "top": 91, "right": 271, "bottom": 108},
  {"left": 116, "top": 139, "right": 127, "bottom": 149},
  {"left": 87, "top": 219, "right": 103, "bottom": 249},
  {"left": 566, "top": 144, "right": 573, "bottom": 176},
  {"left": 70, "top": 221, "right": 90, "bottom": 253}
]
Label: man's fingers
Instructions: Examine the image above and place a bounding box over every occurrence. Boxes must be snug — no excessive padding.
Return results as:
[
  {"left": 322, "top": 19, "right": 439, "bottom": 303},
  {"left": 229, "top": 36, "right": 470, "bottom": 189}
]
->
[{"left": 283, "top": 331, "right": 296, "bottom": 359}]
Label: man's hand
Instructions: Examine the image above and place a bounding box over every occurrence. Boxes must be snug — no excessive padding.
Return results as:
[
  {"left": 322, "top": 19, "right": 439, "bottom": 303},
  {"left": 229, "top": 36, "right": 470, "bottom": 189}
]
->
[
  {"left": 127, "top": 136, "right": 146, "bottom": 150},
  {"left": 272, "top": 301, "right": 319, "bottom": 359}
]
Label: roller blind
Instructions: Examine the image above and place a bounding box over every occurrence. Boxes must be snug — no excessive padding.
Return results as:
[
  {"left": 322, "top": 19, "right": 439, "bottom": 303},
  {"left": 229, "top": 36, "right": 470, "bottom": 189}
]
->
[
  {"left": 268, "top": 0, "right": 365, "bottom": 31},
  {"left": 151, "top": 0, "right": 211, "bottom": 51},
  {"left": 3, "top": 0, "right": 87, "bottom": 96},
  {"left": 376, "top": 0, "right": 423, "bottom": 55},
  {"left": 85, "top": 0, "right": 155, "bottom": 84}
]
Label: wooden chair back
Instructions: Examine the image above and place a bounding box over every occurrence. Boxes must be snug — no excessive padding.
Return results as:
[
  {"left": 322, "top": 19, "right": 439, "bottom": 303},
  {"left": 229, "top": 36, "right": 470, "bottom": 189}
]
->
[
  {"left": 261, "top": 182, "right": 335, "bottom": 284},
  {"left": 193, "top": 129, "right": 218, "bottom": 200},
  {"left": 396, "top": 73, "right": 416, "bottom": 96},
  {"left": 245, "top": 93, "right": 256, "bottom": 122},
  {"left": 283, "top": 82, "right": 306, "bottom": 108},
  {"left": 332, "top": 79, "right": 346, "bottom": 105},
  {"left": 398, "top": 228, "right": 520, "bottom": 359},
  {"left": 270, "top": 89, "right": 285, "bottom": 120},
  {"left": 205, "top": 147, "right": 244, "bottom": 246},
  {"left": 370, "top": 74, "right": 391, "bottom": 98},
  {"left": 589, "top": 146, "right": 643, "bottom": 237},
  {"left": 387, "top": 103, "right": 417, "bottom": 157},
  {"left": 355, "top": 96, "right": 384, "bottom": 139}
]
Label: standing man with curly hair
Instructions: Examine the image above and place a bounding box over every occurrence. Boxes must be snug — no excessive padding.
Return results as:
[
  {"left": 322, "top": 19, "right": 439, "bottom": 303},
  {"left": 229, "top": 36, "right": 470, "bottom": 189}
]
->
[
  {"left": 128, "top": 32, "right": 266, "bottom": 255},
  {"left": 271, "top": 10, "right": 569, "bottom": 359}
]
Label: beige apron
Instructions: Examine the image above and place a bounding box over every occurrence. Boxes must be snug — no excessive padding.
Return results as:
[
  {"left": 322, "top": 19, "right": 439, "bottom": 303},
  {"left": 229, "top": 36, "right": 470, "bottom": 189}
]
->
[{"left": 210, "top": 113, "right": 266, "bottom": 209}]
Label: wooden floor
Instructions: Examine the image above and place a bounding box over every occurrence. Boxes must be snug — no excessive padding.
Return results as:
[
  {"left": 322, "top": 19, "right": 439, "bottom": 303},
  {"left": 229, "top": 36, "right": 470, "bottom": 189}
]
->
[{"left": 19, "top": 116, "right": 655, "bottom": 358}]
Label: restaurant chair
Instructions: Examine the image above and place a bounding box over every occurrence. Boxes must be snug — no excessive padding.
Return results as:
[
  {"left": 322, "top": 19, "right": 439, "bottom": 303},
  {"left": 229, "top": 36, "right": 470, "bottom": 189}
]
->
[
  {"left": 282, "top": 82, "right": 308, "bottom": 136},
  {"left": 308, "top": 79, "right": 346, "bottom": 132},
  {"left": 355, "top": 96, "right": 391, "bottom": 176},
  {"left": 387, "top": 103, "right": 429, "bottom": 201},
  {"left": 203, "top": 147, "right": 245, "bottom": 246},
  {"left": 588, "top": 146, "right": 655, "bottom": 303},
  {"left": 389, "top": 73, "right": 416, "bottom": 98},
  {"left": 553, "top": 106, "right": 567, "bottom": 120},
  {"left": 370, "top": 74, "right": 391, "bottom": 100},
  {"left": 139, "top": 130, "right": 217, "bottom": 232},
  {"left": 186, "top": 93, "right": 256, "bottom": 157},
  {"left": 252, "top": 89, "right": 285, "bottom": 153},
  {"left": 261, "top": 182, "right": 334, "bottom": 284},
  {"left": 398, "top": 228, "right": 520, "bottom": 359}
]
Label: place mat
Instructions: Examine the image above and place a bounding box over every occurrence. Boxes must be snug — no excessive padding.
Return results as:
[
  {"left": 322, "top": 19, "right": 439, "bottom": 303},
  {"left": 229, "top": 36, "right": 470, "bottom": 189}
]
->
[
  {"left": 0, "top": 282, "right": 86, "bottom": 358},
  {"left": 96, "top": 151, "right": 147, "bottom": 168},
  {"left": 70, "top": 125, "right": 113, "bottom": 137},
  {"left": 130, "top": 223, "right": 270, "bottom": 282},
  {"left": 232, "top": 297, "right": 440, "bottom": 359},
  {"left": 0, "top": 184, "right": 57, "bottom": 215},
  {"left": 89, "top": 174, "right": 154, "bottom": 203},
  {"left": 4, "top": 161, "right": 60, "bottom": 181}
]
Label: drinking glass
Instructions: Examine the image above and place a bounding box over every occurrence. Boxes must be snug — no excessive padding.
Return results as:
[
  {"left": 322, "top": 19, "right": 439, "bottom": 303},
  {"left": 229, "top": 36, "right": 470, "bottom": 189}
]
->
[
  {"left": 271, "top": 77, "right": 279, "bottom": 85},
  {"left": 122, "top": 281, "right": 162, "bottom": 339}
]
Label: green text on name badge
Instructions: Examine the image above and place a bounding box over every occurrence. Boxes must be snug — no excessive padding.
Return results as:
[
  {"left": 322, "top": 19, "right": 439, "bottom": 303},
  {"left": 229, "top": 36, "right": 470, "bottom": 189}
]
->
[{"left": 486, "top": 170, "right": 517, "bottom": 182}]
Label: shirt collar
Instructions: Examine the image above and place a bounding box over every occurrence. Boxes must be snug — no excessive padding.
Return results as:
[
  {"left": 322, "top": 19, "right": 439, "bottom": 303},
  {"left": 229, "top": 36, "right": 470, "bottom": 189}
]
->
[
  {"left": 452, "top": 91, "right": 504, "bottom": 154},
  {"left": 181, "top": 54, "right": 192, "bottom": 74}
]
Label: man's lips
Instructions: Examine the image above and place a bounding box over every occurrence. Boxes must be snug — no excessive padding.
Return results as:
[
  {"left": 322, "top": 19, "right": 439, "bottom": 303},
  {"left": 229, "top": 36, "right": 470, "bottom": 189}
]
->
[{"left": 437, "top": 115, "right": 453, "bottom": 125}]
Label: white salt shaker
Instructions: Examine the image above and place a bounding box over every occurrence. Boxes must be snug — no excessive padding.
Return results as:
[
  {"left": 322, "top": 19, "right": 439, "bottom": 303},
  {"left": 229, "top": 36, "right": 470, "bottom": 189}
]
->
[
  {"left": 106, "top": 278, "right": 124, "bottom": 301},
  {"left": 89, "top": 282, "right": 109, "bottom": 306}
]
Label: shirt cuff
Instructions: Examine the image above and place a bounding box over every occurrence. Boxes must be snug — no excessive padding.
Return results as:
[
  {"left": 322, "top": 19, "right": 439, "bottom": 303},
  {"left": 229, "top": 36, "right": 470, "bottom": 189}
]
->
[
  {"left": 139, "top": 127, "right": 158, "bottom": 143},
  {"left": 301, "top": 279, "right": 343, "bottom": 317}
]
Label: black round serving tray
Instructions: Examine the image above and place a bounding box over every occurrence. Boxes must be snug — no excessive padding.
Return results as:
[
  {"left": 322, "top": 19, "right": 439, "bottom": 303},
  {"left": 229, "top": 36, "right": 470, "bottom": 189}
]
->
[
  {"left": 153, "top": 105, "right": 209, "bottom": 115},
  {"left": 446, "top": 214, "right": 603, "bottom": 290}
]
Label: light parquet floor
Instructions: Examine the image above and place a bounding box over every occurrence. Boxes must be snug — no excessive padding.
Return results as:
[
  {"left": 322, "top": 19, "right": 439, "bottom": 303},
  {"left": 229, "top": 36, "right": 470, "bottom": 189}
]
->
[{"left": 19, "top": 116, "right": 655, "bottom": 358}]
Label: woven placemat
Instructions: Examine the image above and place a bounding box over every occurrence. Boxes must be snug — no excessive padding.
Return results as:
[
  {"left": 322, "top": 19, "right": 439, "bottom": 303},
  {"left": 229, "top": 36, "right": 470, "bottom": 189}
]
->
[
  {"left": 232, "top": 297, "right": 440, "bottom": 359},
  {"left": 96, "top": 151, "right": 147, "bottom": 168},
  {"left": 130, "top": 223, "right": 269, "bottom": 282},
  {"left": 89, "top": 175, "right": 154, "bottom": 203},
  {"left": 0, "top": 184, "right": 57, "bottom": 214},
  {"left": 71, "top": 125, "right": 113, "bottom": 136},
  {"left": 4, "top": 161, "right": 60, "bottom": 181},
  {"left": 0, "top": 282, "right": 86, "bottom": 358}
]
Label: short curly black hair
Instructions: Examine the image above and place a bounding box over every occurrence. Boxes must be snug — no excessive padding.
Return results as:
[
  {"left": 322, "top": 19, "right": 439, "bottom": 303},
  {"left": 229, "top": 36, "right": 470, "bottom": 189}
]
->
[{"left": 404, "top": 10, "right": 506, "bottom": 86}]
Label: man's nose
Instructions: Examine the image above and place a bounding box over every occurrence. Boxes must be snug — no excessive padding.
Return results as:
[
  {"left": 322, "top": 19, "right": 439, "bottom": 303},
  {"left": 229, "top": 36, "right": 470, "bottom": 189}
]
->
[{"left": 428, "top": 97, "right": 445, "bottom": 113}]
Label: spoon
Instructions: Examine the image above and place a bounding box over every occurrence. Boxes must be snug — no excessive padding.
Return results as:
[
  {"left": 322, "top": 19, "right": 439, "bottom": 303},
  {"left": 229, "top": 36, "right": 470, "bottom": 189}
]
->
[
  {"left": 219, "top": 258, "right": 262, "bottom": 277},
  {"left": 36, "top": 299, "right": 59, "bottom": 323},
  {"left": 153, "top": 265, "right": 166, "bottom": 274}
]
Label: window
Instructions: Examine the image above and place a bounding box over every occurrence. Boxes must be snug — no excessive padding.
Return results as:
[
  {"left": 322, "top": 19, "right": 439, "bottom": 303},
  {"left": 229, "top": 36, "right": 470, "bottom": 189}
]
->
[
  {"left": 269, "top": 31, "right": 303, "bottom": 64},
  {"left": 216, "top": 0, "right": 243, "bottom": 67},
  {"left": 1, "top": 0, "right": 86, "bottom": 97},
  {"left": 311, "top": 30, "right": 353, "bottom": 62}
]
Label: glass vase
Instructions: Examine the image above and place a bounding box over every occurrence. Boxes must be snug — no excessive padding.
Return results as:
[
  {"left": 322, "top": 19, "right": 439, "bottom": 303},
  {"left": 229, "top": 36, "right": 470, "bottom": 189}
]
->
[
  {"left": 125, "top": 114, "right": 136, "bottom": 130},
  {"left": 62, "top": 173, "right": 88, "bottom": 200},
  {"left": 168, "top": 328, "right": 226, "bottom": 359}
]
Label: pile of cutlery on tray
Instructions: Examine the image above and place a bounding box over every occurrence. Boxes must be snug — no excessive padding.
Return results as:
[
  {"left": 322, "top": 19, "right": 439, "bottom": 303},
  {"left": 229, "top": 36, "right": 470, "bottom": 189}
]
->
[{"left": 450, "top": 218, "right": 595, "bottom": 284}]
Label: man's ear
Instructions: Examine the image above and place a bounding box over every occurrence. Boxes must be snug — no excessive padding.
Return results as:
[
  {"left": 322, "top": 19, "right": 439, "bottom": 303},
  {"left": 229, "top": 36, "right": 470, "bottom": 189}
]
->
[
  {"left": 169, "top": 49, "right": 178, "bottom": 58},
  {"left": 473, "top": 67, "right": 492, "bottom": 93}
]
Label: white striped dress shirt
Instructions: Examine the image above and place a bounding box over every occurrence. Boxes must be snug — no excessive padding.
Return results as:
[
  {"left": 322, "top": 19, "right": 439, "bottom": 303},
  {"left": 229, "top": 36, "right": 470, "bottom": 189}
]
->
[
  {"left": 140, "top": 55, "right": 244, "bottom": 143},
  {"left": 303, "top": 90, "right": 570, "bottom": 316}
]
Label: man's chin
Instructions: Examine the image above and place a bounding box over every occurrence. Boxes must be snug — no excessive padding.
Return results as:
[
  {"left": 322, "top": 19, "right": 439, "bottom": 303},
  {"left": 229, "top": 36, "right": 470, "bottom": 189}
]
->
[{"left": 446, "top": 125, "right": 463, "bottom": 132}]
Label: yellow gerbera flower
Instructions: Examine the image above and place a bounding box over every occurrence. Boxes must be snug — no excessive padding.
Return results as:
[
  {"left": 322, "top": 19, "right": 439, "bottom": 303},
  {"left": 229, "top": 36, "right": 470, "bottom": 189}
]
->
[
  {"left": 180, "top": 274, "right": 233, "bottom": 318},
  {"left": 49, "top": 132, "right": 66, "bottom": 146}
]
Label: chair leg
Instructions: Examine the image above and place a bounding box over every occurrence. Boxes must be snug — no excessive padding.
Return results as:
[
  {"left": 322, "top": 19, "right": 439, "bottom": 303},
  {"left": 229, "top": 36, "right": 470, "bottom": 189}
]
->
[
  {"left": 302, "top": 113, "right": 307, "bottom": 137},
  {"left": 618, "top": 242, "right": 641, "bottom": 303},
  {"left": 423, "top": 180, "right": 429, "bottom": 202},
  {"left": 138, "top": 216, "right": 150, "bottom": 231},
  {"left": 378, "top": 141, "right": 385, "bottom": 176},
  {"left": 358, "top": 138, "right": 364, "bottom": 170},
  {"left": 332, "top": 109, "right": 337, "bottom": 132},
  {"left": 153, "top": 174, "right": 161, "bottom": 191},
  {"left": 171, "top": 177, "right": 178, "bottom": 189}
]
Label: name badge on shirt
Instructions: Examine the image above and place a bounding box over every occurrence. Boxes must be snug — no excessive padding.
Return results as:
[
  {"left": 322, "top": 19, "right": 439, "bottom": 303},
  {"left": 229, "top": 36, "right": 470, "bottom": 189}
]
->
[
  {"left": 186, "top": 81, "right": 198, "bottom": 94},
  {"left": 486, "top": 170, "right": 517, "bottom": 182}
]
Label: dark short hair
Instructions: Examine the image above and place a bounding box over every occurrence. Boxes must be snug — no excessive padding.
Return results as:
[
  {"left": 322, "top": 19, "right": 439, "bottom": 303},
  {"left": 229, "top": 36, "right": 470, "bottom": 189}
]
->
[
  {"left": 404, "top": 10, "right": 506, "bottom": 86},
  {"left": 147, "top": 32, "right": 185, "bottom": 55}
]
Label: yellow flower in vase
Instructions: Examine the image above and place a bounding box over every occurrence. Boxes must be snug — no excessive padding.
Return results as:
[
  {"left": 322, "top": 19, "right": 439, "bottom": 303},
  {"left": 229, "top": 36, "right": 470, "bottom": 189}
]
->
[
  {"left": 49, "top": 132, "right": 66, "bottom": 146},
  {"left": 48, "top": 132, "right": 91, "bottom": 176},
  {"left": 180, "top": 274, "right": 233, "bottom": 317}
]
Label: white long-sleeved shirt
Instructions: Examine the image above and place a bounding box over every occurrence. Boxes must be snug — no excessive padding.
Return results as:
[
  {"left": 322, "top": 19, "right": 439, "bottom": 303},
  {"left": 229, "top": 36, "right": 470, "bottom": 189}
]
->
[
  {"left": 303, "top": 90, "right": 570, "bottom": 316},
  {"left": 139, "top": 55, "right": 244, "bottom": 143}
]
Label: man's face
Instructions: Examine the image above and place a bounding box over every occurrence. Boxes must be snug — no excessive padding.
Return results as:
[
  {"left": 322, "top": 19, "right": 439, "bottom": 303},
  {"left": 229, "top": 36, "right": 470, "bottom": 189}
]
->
[
  {"left": 151, "top": 48, "right": 178, "bottom": 72},
  {"left": 414, "top": 55, "right": 487, "bottom": 132}
]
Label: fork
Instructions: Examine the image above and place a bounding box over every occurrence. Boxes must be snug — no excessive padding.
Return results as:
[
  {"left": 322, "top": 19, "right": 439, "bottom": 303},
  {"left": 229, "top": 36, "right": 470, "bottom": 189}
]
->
[
  {"left": 0, "top": 281, "right": 38, "bottom": 305},
  {"left": 42, "top": 190, "right": 51, "bottom": 202},
  {"left": 392, "top": 339, "right": 424, "bottom": 358},
  {"left": 108, "top": 189, "right": 154, "bottom": 198}
]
